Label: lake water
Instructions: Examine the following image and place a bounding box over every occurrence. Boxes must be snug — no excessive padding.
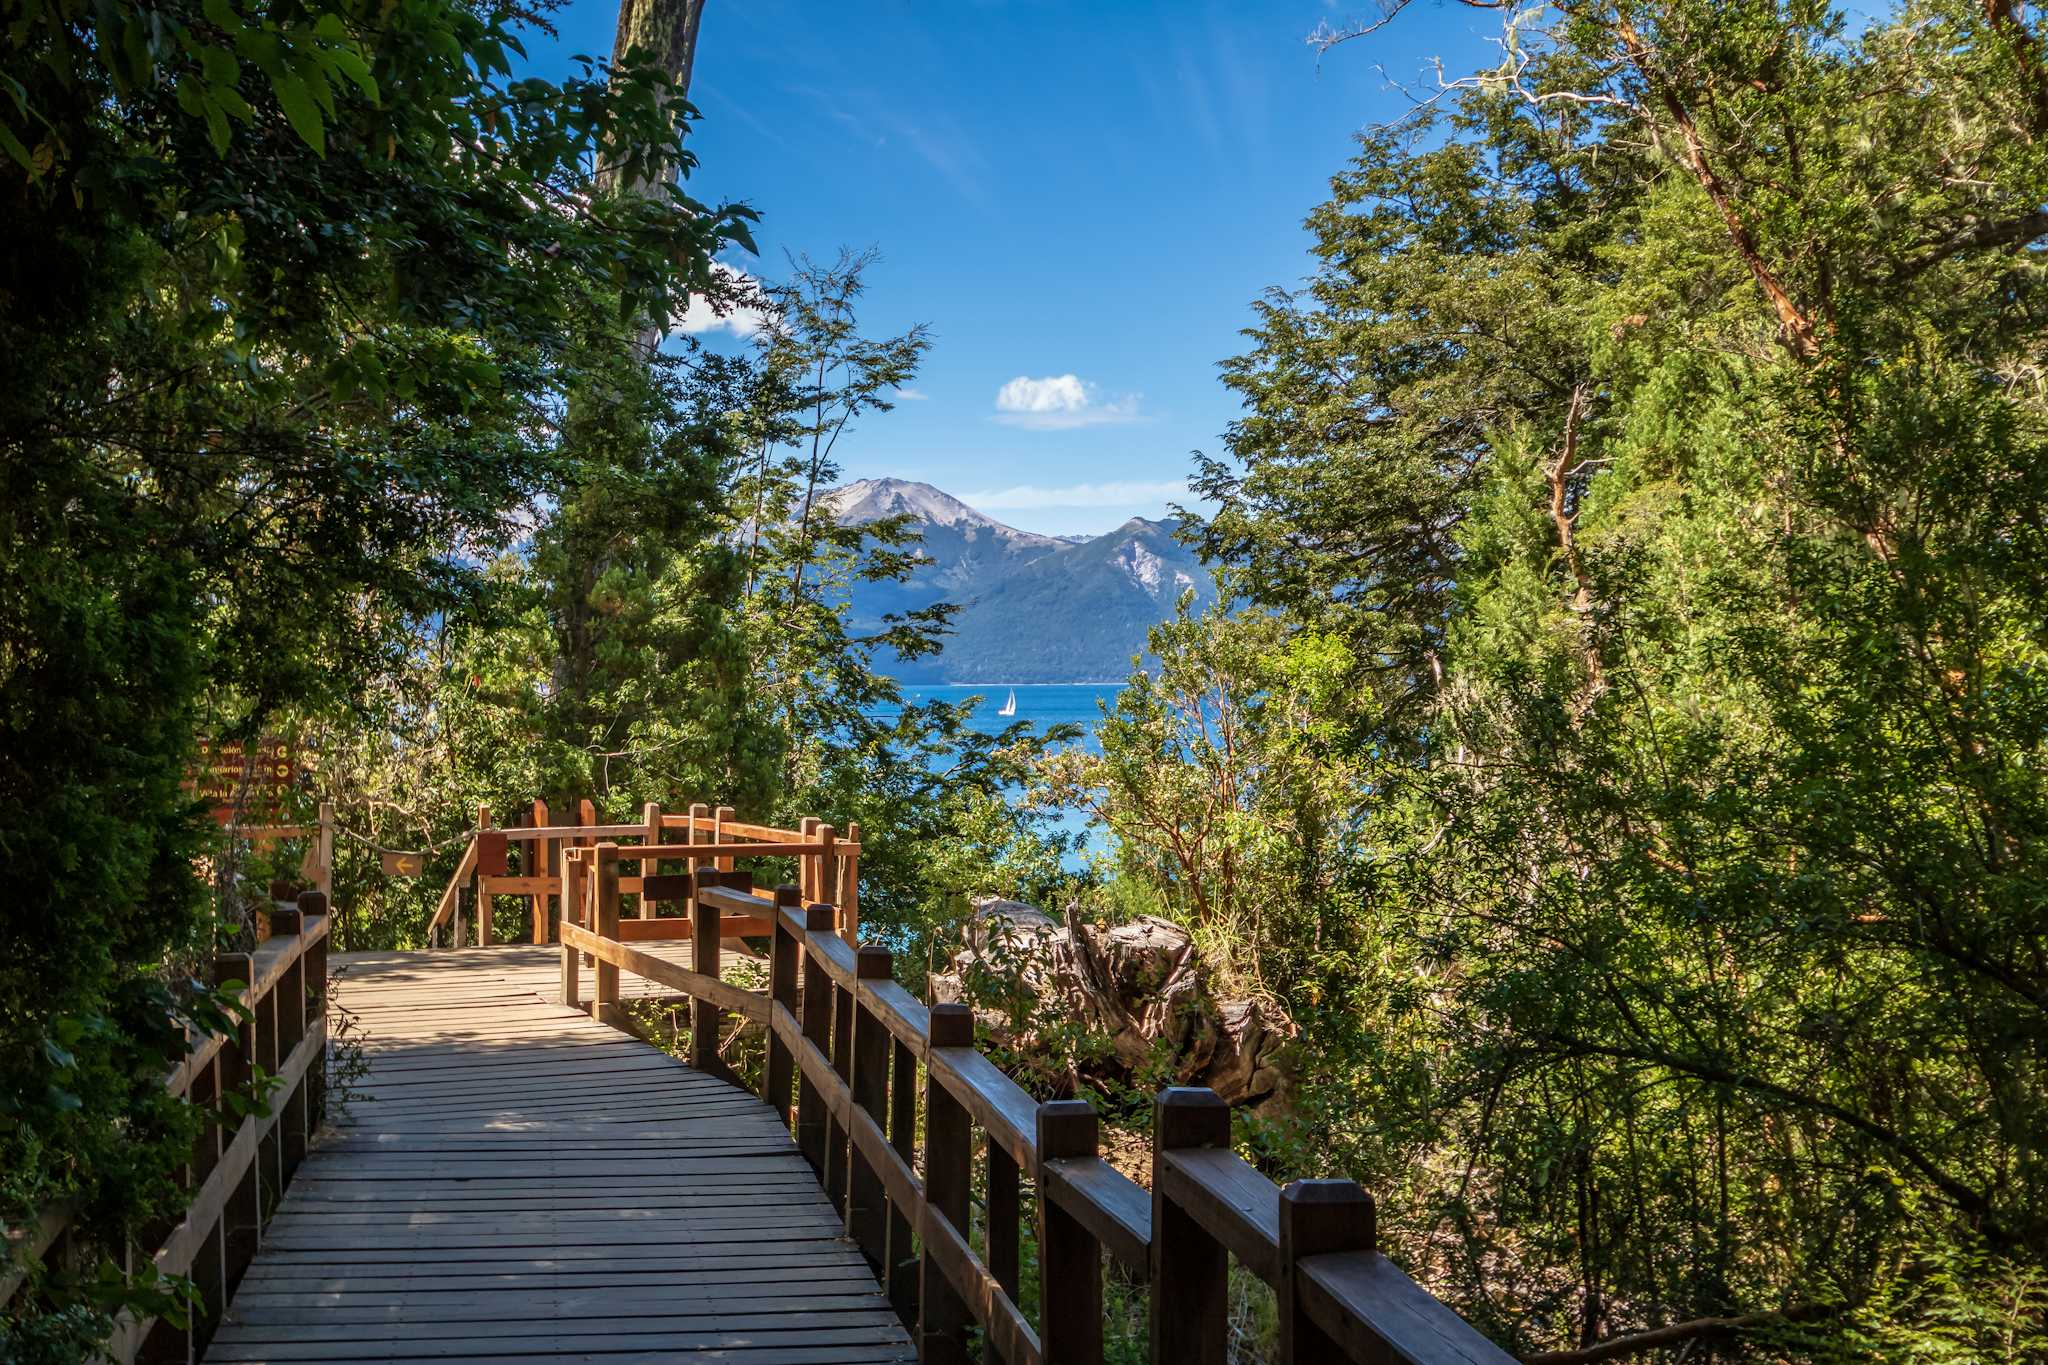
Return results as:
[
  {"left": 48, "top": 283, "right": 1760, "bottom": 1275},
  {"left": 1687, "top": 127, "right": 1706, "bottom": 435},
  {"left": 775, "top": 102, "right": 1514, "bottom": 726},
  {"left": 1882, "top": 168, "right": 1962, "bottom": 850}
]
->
[
  {"left": 894, "top": 683, "right": 1122, "bottom": 747},
  {"left": 885, "top": 683, "right": 1121, "bottom": 862}
]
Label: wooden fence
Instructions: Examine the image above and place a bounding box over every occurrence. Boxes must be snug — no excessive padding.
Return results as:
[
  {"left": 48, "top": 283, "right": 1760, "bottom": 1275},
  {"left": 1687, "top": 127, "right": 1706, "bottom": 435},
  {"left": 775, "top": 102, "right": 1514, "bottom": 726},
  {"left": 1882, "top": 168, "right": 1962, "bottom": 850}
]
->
[
  {"left": 557, "top": 848, "right": 1514, "bottom": 1365},
  {"left": 427, "top": 801, "right": 860, "bottom": 948},
  {"left": 1, "top": 896, "right": 331, "bottom": 1364}
]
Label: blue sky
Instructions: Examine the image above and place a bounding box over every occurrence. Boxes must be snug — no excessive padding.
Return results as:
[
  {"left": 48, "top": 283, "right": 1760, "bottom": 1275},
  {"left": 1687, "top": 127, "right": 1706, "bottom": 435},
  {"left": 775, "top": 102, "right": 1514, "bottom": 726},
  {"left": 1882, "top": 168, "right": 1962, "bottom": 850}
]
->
[{"left": 523, "top": 2, "right": 1502, "bottom": 535}]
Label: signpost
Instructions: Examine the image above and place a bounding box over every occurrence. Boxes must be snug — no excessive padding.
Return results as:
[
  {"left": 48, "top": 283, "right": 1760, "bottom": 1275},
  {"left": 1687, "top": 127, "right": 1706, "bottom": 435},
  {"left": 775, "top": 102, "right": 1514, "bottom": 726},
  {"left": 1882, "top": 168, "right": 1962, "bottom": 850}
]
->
[{"left": 191, "top": 736, "right": 312, "bottom": 825}]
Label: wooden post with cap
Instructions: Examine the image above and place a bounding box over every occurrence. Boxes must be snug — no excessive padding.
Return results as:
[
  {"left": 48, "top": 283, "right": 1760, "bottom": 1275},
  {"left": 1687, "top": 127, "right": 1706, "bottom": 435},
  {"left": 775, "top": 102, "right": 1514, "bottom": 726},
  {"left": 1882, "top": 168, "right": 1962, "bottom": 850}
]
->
[
  {"left": 1038, "top": 1100, "right": 1104, "bottom": 1365},
  {"left": 921, "top": 1002, "right": 975, "bottom": 1365},
  {"left": 1277, "top": 1180, "right": 1376, "bottom": 1364},
  {"left": 763, "top": 884, "right": 802, "bottom": 1123},
  {"left": 1151, "top": 1087, "right": 1231, "bottom": 1365},
  {"left": 689, "top": 867, "right": 725, "bottom": 1075},
  {"left": 639, "top": 802, "right": 662, "bottom": 918},
  {"left": 795, "top": 903, "right": 837, "bottom": 1179},
  {"left": 591, "top": 843, "right": 622, "bottom": 1028},
  {"left": 714, "top": 804, "right": 735, "bottom": 872},
  {"left": 474, "top": 804, "right": 493, "bottom": 946}
]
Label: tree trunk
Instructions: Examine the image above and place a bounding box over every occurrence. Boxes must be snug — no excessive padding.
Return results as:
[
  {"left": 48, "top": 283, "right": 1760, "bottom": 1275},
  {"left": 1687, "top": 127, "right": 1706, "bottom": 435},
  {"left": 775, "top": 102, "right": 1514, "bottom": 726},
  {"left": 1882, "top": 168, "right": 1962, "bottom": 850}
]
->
[
  {"left": 607, "top": 0, "right": 707, "bottom": 180},
  {"left": 604, "top": 0, "right": 709, "bottom": 353}
]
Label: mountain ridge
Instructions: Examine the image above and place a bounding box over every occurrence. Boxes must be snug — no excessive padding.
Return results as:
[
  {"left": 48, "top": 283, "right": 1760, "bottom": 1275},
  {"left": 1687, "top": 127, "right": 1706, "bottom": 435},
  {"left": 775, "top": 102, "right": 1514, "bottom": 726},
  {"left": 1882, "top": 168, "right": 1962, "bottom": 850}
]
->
[{"left": 827, "top": 478, "right": 1213, "bottom": 683}]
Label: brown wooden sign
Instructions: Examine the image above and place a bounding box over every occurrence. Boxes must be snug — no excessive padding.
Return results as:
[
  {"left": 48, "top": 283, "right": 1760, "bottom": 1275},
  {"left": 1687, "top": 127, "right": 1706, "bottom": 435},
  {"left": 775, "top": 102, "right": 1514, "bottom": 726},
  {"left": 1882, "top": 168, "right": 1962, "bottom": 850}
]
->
[
  {"left": 639, "top": 873, "right": 692, "bottom": 903},
  {"left": 380, "top": 851, "right": 425, "bottom": 877},
  {"left": 475, "top": 830, "right": 509, "bottom": 878},
  {"left": 189, "top": 736, "right": 314, "bottom": 823}
]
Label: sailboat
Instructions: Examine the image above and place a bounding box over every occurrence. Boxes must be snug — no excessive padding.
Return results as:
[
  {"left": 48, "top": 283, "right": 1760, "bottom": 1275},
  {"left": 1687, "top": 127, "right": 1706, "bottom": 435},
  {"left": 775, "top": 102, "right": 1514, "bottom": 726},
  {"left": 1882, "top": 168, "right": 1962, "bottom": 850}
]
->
[{"left": 997, "top": 689, "right": 1017, "bottom": 717}]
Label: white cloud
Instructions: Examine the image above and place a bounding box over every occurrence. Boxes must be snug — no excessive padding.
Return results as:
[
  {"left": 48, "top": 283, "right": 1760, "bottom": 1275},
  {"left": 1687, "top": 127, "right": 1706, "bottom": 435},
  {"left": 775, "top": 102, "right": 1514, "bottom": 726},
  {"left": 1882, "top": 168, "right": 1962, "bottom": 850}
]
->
[
  {"left": 958, "top": 479, "right": 1190, "bottom": 511},
  {"left": 892, "top": 387, "right": 931, "bottom": 401},
  {"left": 673, "top": 262, "right": 774, "bottom": 338},
  {"left": 993, "top": 373, "right": 1143, "bottom": 429}
]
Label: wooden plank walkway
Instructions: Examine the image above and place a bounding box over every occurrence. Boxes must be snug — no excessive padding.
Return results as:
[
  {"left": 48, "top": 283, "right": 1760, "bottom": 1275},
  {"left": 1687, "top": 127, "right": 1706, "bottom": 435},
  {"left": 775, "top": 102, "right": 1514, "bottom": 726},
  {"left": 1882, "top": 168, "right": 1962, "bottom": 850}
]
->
[{"left": 205, "top": 948, "right": 915, "bottom": 1364}]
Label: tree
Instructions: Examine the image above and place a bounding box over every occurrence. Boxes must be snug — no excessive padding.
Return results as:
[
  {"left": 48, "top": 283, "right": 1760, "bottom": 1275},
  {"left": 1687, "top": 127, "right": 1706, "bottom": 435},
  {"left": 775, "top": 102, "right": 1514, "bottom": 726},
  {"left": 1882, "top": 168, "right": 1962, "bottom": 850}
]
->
[
  {"left": 0, "top": 0, "right": 748, "bottom": 1347},
  {"left": 1185, "top": 1, "right": 2048, "bottom": 1355},
  {"left": 1035, "top": 598, "right": 1362, "bottom": 995}
]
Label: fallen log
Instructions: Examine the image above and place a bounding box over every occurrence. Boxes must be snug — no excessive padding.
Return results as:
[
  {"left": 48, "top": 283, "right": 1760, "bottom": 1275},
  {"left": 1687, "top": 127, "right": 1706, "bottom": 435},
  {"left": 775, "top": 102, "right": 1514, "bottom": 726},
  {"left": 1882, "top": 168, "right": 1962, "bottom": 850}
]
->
[{"left": 930, "top": 899, "right": 1295, "bottom": 1107}]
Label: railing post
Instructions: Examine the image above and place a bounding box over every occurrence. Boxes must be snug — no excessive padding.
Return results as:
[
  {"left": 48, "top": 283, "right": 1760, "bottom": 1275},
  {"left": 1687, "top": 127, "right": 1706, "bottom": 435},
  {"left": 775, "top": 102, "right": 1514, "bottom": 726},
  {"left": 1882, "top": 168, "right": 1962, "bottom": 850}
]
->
[
  {"left": 817, "top": 823, "right": 840, "bottom": 942},
  {"left": 921, "top": 1002, "right": 974, "bottom": 1365},
  {"left": 689, "top": 867, "right": 725, "bottom": 1075},
  {"left": 1277, "top": 1181, "right": 1377, "bottom": 1364},
  {"left": 764, "top": 885, "right": 802, "bottom": 1123},
  {"left": 798, "top": 816, "right": 819, "bottom": 901},
  {"left": 714, "top": 804, "right": 736, "bottom": 873},
  {"left": 795, "top": 903, "right": 837, "bottom": 1180},
  {"left": 989, "top": 1131, "right": 1022, "bottom": 1364},
  {"left": 847, "top": 945, "right": 893, "bottom": 1276},
  {"left": 531, "top": 797, "right": 552, "bottom": 945},
  {"left": 297, "top": 889, "right": 328, "bottom": 1130},
  {"left": 560, "top": 849, "right": 585, "bottom": 1007},
  {"left": 250, "top": 936, "right": 282, "bottom": 1218},
  {"left": 1151, "top": 1087, "right": 1231, "bottom": 1365},
  {"left": 842, "top": 820, "right": 862, "bottom": 945},
  {"left": 688, "top": 801, "right": 710, "bottom": 871},
  {"left": 189, "top": 1047, "right": 228, "bottom": 1352},
  {"left": 887, "top": 1028, "right": 918, "bottom": 1327},
  {"left": 315, "top": 800, "right": 335, "bottom": 943},
  {"left": 1038, "top": 1100, "right": 1105, "bottom": 1365},
  {"left": 592, "top": 842, "right": 622, "bottom": 1028},
  {"left": 564, "top": 841, "right": 595, "bottom": 968},
  {"left": 474, "top": 805, "right": 496, "bottom": 946},
  {"left": 268, "top": 907, "right": 309, "bottom": 1180},
  {"left": 210, "top": 952, "right": 261, "bottom": 1292},
  {"left": 640, "top": 802, "right": 663, "bottom": 918},
  {"left": 826, "top": 920, "right": 854, "bottom": 1216}
]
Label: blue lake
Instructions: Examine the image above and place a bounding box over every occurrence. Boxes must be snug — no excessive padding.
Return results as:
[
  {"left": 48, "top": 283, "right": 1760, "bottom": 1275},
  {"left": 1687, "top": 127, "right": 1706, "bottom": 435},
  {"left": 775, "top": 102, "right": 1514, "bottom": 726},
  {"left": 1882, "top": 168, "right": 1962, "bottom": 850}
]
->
[
  {"left": 894, "top": 683, "right": 1122, "bottom": 748},
  {"left": 882, "top": 683, "right": 1122, "bottom": 862}
]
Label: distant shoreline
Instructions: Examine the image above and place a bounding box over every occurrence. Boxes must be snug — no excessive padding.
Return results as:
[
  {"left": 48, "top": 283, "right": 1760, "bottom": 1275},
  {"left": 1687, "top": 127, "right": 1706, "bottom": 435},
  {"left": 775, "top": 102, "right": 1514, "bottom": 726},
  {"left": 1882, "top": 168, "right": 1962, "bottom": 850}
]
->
[{"left": 902, "top": 680, "right": 1126, "bottom": 688}]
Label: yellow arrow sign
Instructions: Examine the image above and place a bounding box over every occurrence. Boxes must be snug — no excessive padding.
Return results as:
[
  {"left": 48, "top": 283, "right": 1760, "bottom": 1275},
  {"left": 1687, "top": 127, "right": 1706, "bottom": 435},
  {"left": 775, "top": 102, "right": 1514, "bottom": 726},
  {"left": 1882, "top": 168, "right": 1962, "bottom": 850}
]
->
[{"left": 381, "top": 851, "right": 425, "bottom": 877}]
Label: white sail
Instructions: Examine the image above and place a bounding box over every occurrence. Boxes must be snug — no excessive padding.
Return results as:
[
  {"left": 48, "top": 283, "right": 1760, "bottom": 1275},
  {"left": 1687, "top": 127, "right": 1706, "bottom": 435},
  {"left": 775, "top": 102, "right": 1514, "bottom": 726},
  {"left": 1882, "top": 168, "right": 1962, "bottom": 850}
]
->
[{"left": 998, "top": 689, "right": 1017, "bottom": 717}]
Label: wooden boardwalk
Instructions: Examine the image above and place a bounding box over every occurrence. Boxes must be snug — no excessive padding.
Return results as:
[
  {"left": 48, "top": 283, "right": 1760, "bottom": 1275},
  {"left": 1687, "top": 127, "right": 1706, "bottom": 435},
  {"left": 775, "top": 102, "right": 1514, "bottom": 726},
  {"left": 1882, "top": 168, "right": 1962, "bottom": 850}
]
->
[{"left": 205, "top": 947, "right": 915, "bottom": 1364}]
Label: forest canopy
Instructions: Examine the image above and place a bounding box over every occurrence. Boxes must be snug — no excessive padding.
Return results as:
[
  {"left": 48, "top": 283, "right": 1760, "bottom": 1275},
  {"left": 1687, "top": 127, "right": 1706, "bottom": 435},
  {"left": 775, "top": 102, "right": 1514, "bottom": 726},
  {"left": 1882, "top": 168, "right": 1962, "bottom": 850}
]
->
[{"left": 1122, "top": 0, "right": 2048, "bottom": 1356}]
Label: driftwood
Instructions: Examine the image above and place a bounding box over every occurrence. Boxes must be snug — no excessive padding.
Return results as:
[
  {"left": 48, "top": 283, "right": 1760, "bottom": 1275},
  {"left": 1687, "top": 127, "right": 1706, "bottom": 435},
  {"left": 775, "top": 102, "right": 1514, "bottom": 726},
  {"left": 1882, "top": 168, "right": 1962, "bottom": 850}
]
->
[{"left": 930, "top": 899, "right": 1295, "bottom": 1106}]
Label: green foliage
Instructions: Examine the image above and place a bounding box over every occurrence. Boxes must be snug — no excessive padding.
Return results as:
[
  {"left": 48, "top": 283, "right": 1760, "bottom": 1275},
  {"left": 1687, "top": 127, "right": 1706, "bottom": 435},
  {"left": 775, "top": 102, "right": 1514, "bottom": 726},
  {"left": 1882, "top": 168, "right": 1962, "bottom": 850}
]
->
[
  {"left": 1037, "top": 600, "right": 1362, "bottom": 995},
  {"left": 0, "top": 0, "right": 748, "bottom": 1344},
  {"left": 1155, "top": 0, "right": 2048, "bottom": 1356}
]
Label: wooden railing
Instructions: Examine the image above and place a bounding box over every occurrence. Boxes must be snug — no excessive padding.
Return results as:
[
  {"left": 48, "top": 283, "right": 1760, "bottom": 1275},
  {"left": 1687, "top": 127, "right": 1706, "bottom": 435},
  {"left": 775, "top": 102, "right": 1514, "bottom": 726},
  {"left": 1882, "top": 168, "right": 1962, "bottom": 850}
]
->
[
  {"left": 2, "top": 895, "right": 331, "bottom": 1364},
  {"left": 558, "top": 849, "right": 1514, "bottom": 1365},
  {"left": 427, "top": 800, "right": 860, "bottom": 948}
]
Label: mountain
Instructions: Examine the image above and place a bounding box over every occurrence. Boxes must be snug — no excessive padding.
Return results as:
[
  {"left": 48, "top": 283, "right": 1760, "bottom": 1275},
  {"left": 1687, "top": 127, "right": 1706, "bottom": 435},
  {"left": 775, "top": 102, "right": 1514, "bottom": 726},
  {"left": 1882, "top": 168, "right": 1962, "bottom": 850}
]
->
[
  {"left": 824, "top": 479, "right": 1214, "bottom": 683},
  {"left": 823, "top": 479, "right": 1065, "bottom": 622}
]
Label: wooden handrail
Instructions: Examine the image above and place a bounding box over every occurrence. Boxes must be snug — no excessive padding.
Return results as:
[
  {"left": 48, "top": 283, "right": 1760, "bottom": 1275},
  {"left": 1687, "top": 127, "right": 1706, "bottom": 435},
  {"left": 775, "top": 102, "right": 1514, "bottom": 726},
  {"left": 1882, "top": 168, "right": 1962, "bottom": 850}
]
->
[
  {"left": 560, "top": 859, "right": 1515, "bottom": 1365},
  {"left": 430, "top": 803, "right": 860, "bottom": 948},
  {"left": 4, "top": 898, "right": 331, "bottom": 1364},
  {"left": 427, "top": 834, "right": 477, "bottom": 935}
]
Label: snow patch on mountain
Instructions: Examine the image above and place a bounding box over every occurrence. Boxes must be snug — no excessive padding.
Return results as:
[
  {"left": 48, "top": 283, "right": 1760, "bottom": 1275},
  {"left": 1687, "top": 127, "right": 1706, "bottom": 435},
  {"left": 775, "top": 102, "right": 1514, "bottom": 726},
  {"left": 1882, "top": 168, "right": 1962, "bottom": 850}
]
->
[
  {"left": 826, "top": 478, "right": 1061, "bottom": 549},
  {"left": 824, "top": 480, "right": 1216, "bottom": 681},
  {"left": 1119, "top": 541, "right": 1165, "bottom": 593}
]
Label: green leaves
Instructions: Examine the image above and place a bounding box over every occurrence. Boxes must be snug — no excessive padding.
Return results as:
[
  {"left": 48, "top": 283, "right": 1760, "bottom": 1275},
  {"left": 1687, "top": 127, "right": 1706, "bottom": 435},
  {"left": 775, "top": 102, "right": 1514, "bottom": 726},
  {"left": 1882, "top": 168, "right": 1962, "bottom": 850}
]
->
[
  {"left": 1, "top": 0, "right": 753, "bottom": 1353},
  {"left": 268, "top": 69, "right": 321, "bottom": 152},
  {"left": 1184, "top": 0, "right": 2048, "bottom": 1352}
]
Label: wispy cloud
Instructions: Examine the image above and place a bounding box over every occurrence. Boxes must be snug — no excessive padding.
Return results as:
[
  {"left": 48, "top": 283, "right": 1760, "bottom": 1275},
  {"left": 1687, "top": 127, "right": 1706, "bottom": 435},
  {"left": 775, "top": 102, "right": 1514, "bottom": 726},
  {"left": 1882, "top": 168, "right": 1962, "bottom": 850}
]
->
[
  {"left": 893, "top": 386, "right": 931, "bottom": 402},
  {"left": 959, "top": 479, "right": 1189, "bottom": 511},
  {"left": 785, "top": 83, "right": 993, "bottom": 210},
  {"left": 993, "top": 374, "right": 1145, "bottom": 430}
]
